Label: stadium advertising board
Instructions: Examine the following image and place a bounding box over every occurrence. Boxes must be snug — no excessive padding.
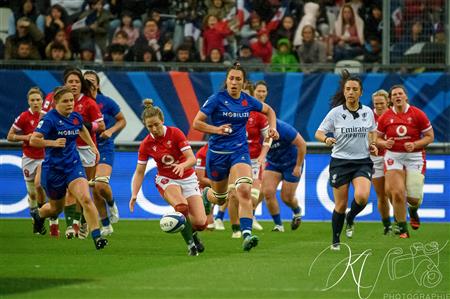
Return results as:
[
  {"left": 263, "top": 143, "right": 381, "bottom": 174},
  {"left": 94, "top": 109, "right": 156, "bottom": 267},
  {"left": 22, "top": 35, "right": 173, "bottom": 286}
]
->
[{"left": 1, "top": 150, "right": 448, "bottom": 222}]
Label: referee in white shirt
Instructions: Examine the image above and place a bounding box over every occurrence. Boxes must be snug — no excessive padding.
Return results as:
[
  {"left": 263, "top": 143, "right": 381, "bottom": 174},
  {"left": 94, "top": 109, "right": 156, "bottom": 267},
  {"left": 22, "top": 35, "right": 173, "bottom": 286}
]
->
[{"left": 315, "top": 71, "right": 378, "bottom": 250}]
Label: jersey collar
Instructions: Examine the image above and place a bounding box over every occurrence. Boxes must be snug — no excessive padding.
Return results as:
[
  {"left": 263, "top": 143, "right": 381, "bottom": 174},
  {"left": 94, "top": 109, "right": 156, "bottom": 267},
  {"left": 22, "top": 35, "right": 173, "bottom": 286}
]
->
[
  {"left": 343, "top": 102, "right": 362, "bottom": 119},
  {"left": 392, "top": 103, "right": 410, "bottom": 114},
  {"left": 149, "top": 125, "right": 167, "bottom": 139},
  {"left": 76, "top": 93, "right": 84, "bottom": 102}
]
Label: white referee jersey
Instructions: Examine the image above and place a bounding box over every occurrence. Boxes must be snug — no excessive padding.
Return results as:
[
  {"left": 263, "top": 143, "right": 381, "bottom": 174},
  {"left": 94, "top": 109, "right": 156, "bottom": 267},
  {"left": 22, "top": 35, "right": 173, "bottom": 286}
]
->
[{"left": 318, "top": 104, "right": 376, "bottom": 159}]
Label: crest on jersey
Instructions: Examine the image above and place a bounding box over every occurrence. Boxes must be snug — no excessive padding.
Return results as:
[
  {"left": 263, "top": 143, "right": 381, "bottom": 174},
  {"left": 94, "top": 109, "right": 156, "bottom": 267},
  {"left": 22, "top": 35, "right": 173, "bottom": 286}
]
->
[
  {"left": 59, "top": 120, "right": 63, "bottom": 125},
  {"left": 390, "top": 119, "right": 394, "bottom": 123},
  {"left": 30, "top": 120, "right": 35, "bottom": 126},
  {"left": 342, "top": 114, "right": 347, "bottom": 120},
  {"left": 152, "top": 146, "right": 157, "bottom": 151},
  {"left": 77, "top": 104, "right": 83, "bottom": 110},
  {"left": 167, "top": 140, "right": 172, "bottom": 148},
  {"left": 407, "top": 117, "right": 412, "bottom": 123},
  {"left": 242, "top": 99, "right": 248, "bottom": 107},
  {"left": 224, "top": 100, "right": 229, "bottom": 105},
  {"left": 396, "top": 125, "right": 407, "bottom": 137},
  {"left": 73, "top": 118, "right": 79, "bottom": 125}
]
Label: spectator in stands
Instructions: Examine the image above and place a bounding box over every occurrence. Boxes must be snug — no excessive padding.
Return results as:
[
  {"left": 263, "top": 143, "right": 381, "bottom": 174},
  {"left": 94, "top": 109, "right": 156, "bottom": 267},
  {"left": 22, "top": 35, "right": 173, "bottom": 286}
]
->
[
  {"left": 363, "top": 36, "right": 382, "bottom": 63},
  {"left": 296, "top": 25, "right": 327, "bottom": 73},
  {"left": 206, "top": 0, "right": 234, "bottom": 19},
  {"left": 200, "top": 14, "right": 235, "bottom": 62},
  {"left": 161, "top": 39, "right": 175, "bottom": 62},
  {"left": 271, "top": 38, "right": 298, "bottom": 72},
  {"left": 113, "top": 10, "right": 140, "bottom": 47},
  {"left": 134, "top": 45, "right": 154, "bottom": 63},
  {"left": 44, "top": 4, "right": 68, "bottom": 44},
  {"left": 79, "top": 43, "right": 96, "bottom": 62},
  {"left": 240, "top": 12, "right": 265, "bottom": 44},
  {"left": 105, "top": 43, "right": 126, "bottom": 64},
  {"left": 134, "top": 19, "right": 164, "bottom": 61},
  {"left": 47, "top": 41, "right": 69, "bottom": 61},
  {"left": 293, "top": 2, "right": 320, "bottom": 47},
  {"left": 332, "top": 4, "right": 364, "bottom": 62},
  {"left": 250, "top": 29, "right": 273, "bottom": 64},
  {"left": 206, "top": 47, "right": 227, "bottom": 70},
  {"left": 364, "top": 4, "right": 382, "bottom": 41},
  {"left": 50, "top": 0, "right": 84, "bottom": 17},
  {"left": 14, "top": 39, "right": 36, "bottom": 60},
  {"left": 173, "top": 43, "right": 195, "bottom": 71},
  {"left": 45, "top": 29, "right": 71, "bottom": 60},
  {"left": 238, "top": 44, "right": 263, "bottom": 66},
  {"left": 5, "top": 17, "right": 44, "bottom": 60},
  {"left": 270, "top": 15, "right": 296, "bottom": 46},
  {"left": 0, "top": 39, "right": 4, "bottom": 59},
  {"left": 71, "top": 0, "right": 110, "bottom": 55},
  {"left": 8, "top": 0, "right": 44, "bottom": 37},
  {"left": 391, "top": 19, "right": 428, "bottom": 63},
  {"left": 179, "top": 36, "right": 200, "bottom": 62},
  {"left": 110, "top": 30, "right": 135, "bottom": 61}
]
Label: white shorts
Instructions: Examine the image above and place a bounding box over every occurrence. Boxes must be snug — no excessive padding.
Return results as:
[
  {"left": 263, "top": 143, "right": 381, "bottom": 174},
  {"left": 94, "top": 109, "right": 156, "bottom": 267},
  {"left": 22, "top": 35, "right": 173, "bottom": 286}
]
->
[
  {"left": 251, "top": 159, "right": 262, "bottom": 180},
  {"left": 22, "top": 156, "right": 43, "bottom": 181},
  {"left": 370, "top": 155, "right": 384, "bottom": 179},
  {"left": 384, "top": 150, "right": 425, "bottom": 174},
  {"left": 77, "top": 147, "right": 96, "bottom": 168},
  {"left": 155, "top": 172, "right": 201, "bottom": 199}
]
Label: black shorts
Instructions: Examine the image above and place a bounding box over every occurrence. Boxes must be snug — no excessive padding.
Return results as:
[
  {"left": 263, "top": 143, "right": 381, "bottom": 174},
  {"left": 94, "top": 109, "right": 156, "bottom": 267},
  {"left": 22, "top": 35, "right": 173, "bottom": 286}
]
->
[{"left": 329, "top": 157, "right": 373, "bottom": 188}]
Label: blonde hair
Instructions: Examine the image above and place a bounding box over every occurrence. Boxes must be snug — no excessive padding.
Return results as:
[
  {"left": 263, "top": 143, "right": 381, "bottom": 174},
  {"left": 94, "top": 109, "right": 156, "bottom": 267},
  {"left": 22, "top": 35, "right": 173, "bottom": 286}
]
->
[
  {"left": 27, "top": 87, "right": 43, "bottom": 99},
  {"left": 53, "top": 86, "right": 72, "bottom": 102},
  {"left": 141, "top": 98, "right": 164, "bottom": 122},
  {"left": 371, "top": 89, "right": 389, "bottom": 100}
]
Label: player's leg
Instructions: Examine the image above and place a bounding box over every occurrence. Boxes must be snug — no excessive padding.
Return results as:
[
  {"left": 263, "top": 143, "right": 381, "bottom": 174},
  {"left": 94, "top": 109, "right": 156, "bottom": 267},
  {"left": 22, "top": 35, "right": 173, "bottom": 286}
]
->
[
  {"left": 214, "top": 201, "right": 227, "bottom": 231},
  {"left": 164, "top": 184, "right": 198, "bottom": 256},
  {"left": 345, "top": 176, "right": 371, "bottom": 238},
  {"left": 68, "top": 177, "right": 107, "bottom": 249},
  {"left": 250, "top": 160, "right": 263, "bottom": 231},
  {"left": 279, "top": 180, "right": 301, "bottom": 231},
  {"left": 93, "top": 163, "right": 116, "bottom": 236},
  {"left": 331, "top": 184, "right": 349, "bottom": 249},
  {"left": 405, "top": 153, "right": 426, "bottom": 231},
  {"left": 261, "top": 170, "right": 283, "bottom": 231},
  {"left": 227, "top": 183, "right": 241, "bottom": 237},
  {"left": 186, "top": 194, "right": 207, "bottom": 254},
  {"left": 372, "top": 176, "right": 391, "bottom": 234},
  {"left": 385, "top": 170, "right": 408, "bottom": 237},
  {"left": 77, "top": 164, "right": 96, "bottom": 239}
]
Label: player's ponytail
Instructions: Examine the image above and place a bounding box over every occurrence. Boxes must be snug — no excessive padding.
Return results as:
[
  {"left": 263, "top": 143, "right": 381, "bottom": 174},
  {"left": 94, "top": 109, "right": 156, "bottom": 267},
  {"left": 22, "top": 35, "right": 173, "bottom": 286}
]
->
[{"left": 141, "top": 98, "right": 164, "bottom": 122}]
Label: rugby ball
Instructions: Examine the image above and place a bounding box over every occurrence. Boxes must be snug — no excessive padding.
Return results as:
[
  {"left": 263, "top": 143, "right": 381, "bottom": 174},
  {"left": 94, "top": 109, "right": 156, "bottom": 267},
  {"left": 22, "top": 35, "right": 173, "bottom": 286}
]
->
[{"left": 160, "top": 212, "right": 186, "bottom": 233}]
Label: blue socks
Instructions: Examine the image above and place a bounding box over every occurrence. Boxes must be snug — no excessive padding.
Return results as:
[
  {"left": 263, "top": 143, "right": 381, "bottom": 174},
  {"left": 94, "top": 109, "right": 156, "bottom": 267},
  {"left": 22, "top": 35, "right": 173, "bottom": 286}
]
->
[
  {"left": 240, "top": 217, "right": 252, "bottom": 238},
  {"left": 271, "top": 214, "right": 282, "bottom": 226}
]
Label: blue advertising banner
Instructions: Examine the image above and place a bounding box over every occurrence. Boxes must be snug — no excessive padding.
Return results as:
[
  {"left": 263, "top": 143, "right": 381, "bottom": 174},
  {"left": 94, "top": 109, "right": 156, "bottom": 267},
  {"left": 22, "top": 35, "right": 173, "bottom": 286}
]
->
[{"left": 1, "top": 150, "right": 448, "bottom": 222}]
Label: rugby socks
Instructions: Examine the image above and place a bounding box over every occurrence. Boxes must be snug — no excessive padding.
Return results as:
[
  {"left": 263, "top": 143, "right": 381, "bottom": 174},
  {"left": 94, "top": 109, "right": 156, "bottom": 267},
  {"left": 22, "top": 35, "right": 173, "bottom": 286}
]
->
[
  {"left": 215, "top": 210, "right": 225, "bottom": 221},
  {"left": 74, "top": 211, "right": 82, "bottom": 224},
  {"left": 49, "top": 217, "right": 58, "bottom": 225},
  {"left": 91, "top": 228, "right": 101, "bottom": 240},
  {"left": 332, "top": 210, "right": 345, "bottom": 245},
  {"left": 106, "top": 199, "right": 115, "bottom": 208},
  {"left": 398, "top": 222, "right": 408, "bottom": 234},
  {"left": 271, "top": 214, "right": 282, "bottom": 226},
  {"left": 240, "top": 217, "right": 252, "bottom": 238},
  {"left": 29, "top": 198, "right": 38, "bottom": 209},
  {"left": 80, "top": 213, "right": 86, "bottom": 225},
  {"left": 64, "top": 204, "right": 76, "bottom": 227},
  {"left": 382, "top": 218, "right": 391, "bottom": 228},
  {"left": 231, "top": 224, "right": 240, "bottom": 232},
  {"left": 292, "top": 207, "right": 301, "bottom": 217},
  {"left": 346, "top": 199, "right": 366, "bottom": 226},
  {"left": 101, "top": 217, "right": 110, "bottom": 227}
]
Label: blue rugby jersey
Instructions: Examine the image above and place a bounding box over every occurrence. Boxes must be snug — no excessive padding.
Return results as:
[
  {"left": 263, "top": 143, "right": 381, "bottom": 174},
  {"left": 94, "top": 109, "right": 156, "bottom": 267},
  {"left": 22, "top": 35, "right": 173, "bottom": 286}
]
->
[
  {"left": 35, "top": 109, "right": 83, "bottom": 172},
  {"left": 267, "top": 120, "right": 298, "bottom": 167},
  {"left": 96, "top": 94, "right": 121, "bottom": 151},
  {"left": 200, "top": 90, "right": 263, "bottom": 152}
]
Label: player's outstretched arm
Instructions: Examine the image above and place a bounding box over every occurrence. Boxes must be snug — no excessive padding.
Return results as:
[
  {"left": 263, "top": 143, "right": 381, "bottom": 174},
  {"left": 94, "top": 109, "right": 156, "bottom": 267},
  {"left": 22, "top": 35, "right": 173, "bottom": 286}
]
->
[
  {"left": 130, "top": 163, "right": 146, "bottom": 212},
  {"left": 7, "top": 126, "right": 31, "bottom": 143}
]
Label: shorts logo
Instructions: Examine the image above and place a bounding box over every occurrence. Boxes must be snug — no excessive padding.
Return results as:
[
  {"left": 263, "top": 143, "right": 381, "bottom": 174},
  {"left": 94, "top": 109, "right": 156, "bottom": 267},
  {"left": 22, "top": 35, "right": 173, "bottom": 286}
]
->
[
  {"left": 23, "top": 169, "right": 30, "bottom": 177},
  {"left": 161, "top": 178, "right": 169, "bottom": 185},
  {"left": 396, "top": 125, "right": 407, "bottom": 137},
  {"left": 211, "top": 170, "right": 219, "bottom": 177},
  {"left": 387, "top": 158, "right": 394, "bottom": 166},
  {"left": 331, "top": 174, "right": 337, "bottom": 184}
]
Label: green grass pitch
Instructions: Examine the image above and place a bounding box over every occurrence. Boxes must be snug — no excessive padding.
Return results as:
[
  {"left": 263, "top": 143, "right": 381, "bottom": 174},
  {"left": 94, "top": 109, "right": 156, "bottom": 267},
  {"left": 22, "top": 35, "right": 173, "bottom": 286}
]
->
[{"left": 0, "top": 219, "right": 449, "bottom": 299}]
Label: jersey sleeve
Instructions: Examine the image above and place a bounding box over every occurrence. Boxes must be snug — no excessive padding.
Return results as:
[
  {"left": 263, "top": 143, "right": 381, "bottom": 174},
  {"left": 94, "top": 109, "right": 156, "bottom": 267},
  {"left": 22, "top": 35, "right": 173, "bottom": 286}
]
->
[
  {"left": 367, "top": 109, "right": 377, "bottom": 131},
  {"left": 108, "top": 97, "right": 121, "bottom": 117},
  {"left": 195, "top": 149, "right": 206, "bottom": 169},
  {"left": 12, "top": 113, "right": 25, "bottom": 131},
  {"left": 318, "top": 109, "right": 335, "bottom": 134},
  {"left": 200, "top": 94, "right": 219, "bottom": 116},
  {"left": 174, "top": 128, "right": 191, "bottom": 152},
  {"left": 35, "top": 117, "right": 53, "bottom": 137},
  {"left": 137, "top": 140, "right": 149, "bottom": 165},
  {"left": 416, "top": 108, "right": 432, "bottom": 133},
  {"left": 258, "top": 114, "right": 269, "bottom": 133},
  {"left": 247, "top": 95, "right": 263, "bottom": 112},
  {"left": 41, "top": 93, "right": 53, "bottom": 113},
  {"left": 376, "top": 113, "right": 387, "bottom": 134},
  {"left": 281, "top": 122, "right": 298, "bottom": 143}
]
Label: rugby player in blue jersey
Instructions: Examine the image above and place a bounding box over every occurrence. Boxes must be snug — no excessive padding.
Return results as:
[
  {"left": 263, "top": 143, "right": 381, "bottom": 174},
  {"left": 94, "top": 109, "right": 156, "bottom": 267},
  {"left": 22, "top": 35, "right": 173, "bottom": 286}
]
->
[
  {"left": 193, "top": 62, "right": 279, "bottom": 251},
  {"left": 261, "top": 119, "right": 307, "bottom": 232},
  {"left": 84, "top": 71, "right": 127, "bottom": 236},
  {"left": 29, "top": 86, "right": 108, "bottom": 250}
]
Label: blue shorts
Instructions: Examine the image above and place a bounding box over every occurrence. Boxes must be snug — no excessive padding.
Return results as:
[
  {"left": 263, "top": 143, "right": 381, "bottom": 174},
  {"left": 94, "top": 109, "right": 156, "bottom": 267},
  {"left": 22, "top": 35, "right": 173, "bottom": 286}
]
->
[
  {"left": 206, "top": 147, "right": 251, "bottom": 181},
  {"left": 41, "top": 162, "right": 86, "bottom": 200},
  {"left": 99, "top": 146, "right": 114, "bottom": 167},
  {"left": 266, "top": 162, "right": 301, "bottom": 183}
]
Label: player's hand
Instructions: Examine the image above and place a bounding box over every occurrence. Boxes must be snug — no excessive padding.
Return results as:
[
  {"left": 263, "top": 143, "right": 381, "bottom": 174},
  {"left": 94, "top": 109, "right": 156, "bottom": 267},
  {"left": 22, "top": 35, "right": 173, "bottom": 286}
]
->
[
  {"left": 26, "top": 133, "right": 33, "bottom": 141},
  {"left": 53, "top": 138, "right": 66, "bottom": 147},
  {"left": 325, "top": 137, "right": 336, "bottom": 147},
  {"left": 172, "top": 163, "right": 184, "bottom": 177},
  {"left": 404, "top": 142, "right": 415, "bottom": 152},
  {"left": 292, "top": 165, "right": 301, "bottom": 177},
  {"left": 90, "top": 146, "right": 100, "bottom": 164},
  {"left": 217, "top": 124, "right": 232, "bottom": 135},
  {"left": 268, "top": 128, "right": 279, "bottom": 140},
  {"left": 369, "top": 143, "right": 378, "bottom": 156},
  {"left": 385, "top": 137, "right": 394, "bottom": 149},
  {"left": 100, "top": 129, "right": 112, "bottom": 139},
  {"left": 129, "top": 197, "right": 137, "bottom": 212}
]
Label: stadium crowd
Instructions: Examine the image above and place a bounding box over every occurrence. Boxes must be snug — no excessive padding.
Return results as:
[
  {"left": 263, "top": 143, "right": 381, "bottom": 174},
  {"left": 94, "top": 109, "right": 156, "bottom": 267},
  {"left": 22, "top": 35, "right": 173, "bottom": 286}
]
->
[{"left": 0, "top": 0, "right": 446, "bottom": 69}]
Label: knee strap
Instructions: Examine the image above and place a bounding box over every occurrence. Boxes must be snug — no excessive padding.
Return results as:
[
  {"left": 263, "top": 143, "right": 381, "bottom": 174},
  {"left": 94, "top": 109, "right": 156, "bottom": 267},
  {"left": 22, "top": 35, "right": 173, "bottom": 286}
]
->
[
  {"left": 25, "top": 181, "right": 36, "bottom": 196},
  {"left": 193, "top": 220, "right": 208, "bottom": 232},
  {"left": 235, "top": 176, "right": 253, "bottom": 189},
  {"left": 251, "top": 188, "right": 260, "bottom": 201},
  {"left": 212, "top": 189, "right": 228, "bottom": 205},
  {"left": 228, "top": 183, "right": 235, "bottom": 191},
  {"left": 94, "top": 176, "right": 111, "bottom": 184},
  {"left": 174, "top": 203, "right": 189, "bottom": 218},
  {"left": 406, "top": 171, "right": 424, "bottom": 205}
]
